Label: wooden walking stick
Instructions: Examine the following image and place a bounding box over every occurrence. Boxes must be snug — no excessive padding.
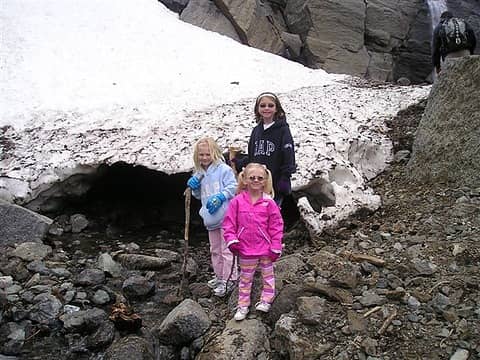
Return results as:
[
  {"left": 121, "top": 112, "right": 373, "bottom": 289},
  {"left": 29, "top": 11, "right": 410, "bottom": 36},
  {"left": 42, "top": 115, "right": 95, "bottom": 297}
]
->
[{"left": 179, "top": 187, "right": 192, "bottom": 296}]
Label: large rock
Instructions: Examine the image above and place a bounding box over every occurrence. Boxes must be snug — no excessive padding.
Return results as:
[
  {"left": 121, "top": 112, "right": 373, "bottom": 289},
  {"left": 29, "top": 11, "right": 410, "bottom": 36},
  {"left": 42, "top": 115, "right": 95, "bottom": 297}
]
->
[
  {"left": 408, "top": 56, "right": 480, "bottom": 187},
  {"left": 181, "top": 0, "right": 287, "bottom": 55},
  {"left": 154, "top": 299, "right": 211, "bottom": 346},
  {"left": 305, "top": 0, "right": 367, "bottom": 76},
  {"left": 180, "top": 0, "right": 240, "bottom": 42},
  {"left": 0, "top": 200, "right": 52, "bottom": 245},
  {"left": 197, "top": 318, "right": 270, "bottom": 360}
]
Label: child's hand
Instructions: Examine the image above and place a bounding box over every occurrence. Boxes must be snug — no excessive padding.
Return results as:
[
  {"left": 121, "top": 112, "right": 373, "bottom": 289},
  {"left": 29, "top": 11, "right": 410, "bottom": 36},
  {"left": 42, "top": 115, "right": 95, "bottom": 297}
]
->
[
  {"left": 277, "top": 177, "right": 290, "bottom": 194},
  {"left": 269, "top": 250, "right": 281, "bottom": 262},
  {"left": 187, "top": 176, "right": 201, "bottom": 190},
  {"left": 206, "top": 193, "right": 226, "bottom": 214},
  {"left": 228, "top": 242, "right": 240, "bottom": 254}
]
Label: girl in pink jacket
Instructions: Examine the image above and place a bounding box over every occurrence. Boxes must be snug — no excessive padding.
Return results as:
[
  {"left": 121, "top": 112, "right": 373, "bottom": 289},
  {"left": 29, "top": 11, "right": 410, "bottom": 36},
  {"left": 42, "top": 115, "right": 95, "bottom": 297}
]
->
[{"left": 223, "top": 163, "right": 284, "bottom": 321}]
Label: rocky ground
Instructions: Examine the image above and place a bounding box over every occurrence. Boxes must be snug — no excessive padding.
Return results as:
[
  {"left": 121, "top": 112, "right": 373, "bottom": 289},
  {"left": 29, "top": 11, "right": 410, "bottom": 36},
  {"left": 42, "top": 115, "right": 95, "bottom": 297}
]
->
[
  {"left": 302, "top": 99, "right": 480, "bottom": 359},
  {"left": 1, "top": 98, "right": 479, "bottom": 359}
]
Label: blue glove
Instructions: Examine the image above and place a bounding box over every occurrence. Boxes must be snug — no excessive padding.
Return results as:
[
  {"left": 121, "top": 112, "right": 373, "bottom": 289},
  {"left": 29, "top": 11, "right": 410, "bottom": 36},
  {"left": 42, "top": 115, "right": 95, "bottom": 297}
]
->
[
  {"left": 187, "top": 176, "right": 201, "bottom": 190},
  {"left": 206, "top": 193, "right": 226, "bottom": 214}
]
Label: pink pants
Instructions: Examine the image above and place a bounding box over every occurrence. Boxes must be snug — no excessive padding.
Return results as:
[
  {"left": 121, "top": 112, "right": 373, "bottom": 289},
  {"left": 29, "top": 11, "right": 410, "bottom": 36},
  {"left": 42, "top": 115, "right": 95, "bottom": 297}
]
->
[
  {"left": 238, "top": 256, "right": 275, "bottom": 308},
  {"left": 208, "top": 228, "right": 238, "bottom": 281}
]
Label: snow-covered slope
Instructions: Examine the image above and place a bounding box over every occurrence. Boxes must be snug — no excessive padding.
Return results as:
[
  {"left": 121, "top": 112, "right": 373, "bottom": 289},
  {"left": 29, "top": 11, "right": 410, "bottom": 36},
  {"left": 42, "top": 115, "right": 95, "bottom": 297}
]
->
[{"left": 0, "top": 0, "right": 431, "bottom": 235}]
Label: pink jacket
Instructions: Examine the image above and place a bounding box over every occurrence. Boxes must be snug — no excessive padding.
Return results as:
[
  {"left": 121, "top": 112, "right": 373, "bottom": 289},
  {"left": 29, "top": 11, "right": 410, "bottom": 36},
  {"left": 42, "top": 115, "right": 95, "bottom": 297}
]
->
[{"left": 223, "top": 191, "right": 284, "bottom": 257}]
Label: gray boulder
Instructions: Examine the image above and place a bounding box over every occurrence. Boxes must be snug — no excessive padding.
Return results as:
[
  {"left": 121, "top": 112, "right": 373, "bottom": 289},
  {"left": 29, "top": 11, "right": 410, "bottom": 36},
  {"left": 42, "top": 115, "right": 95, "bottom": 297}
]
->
[
  {"left": 0, "top": 200, "right": 52, "bottom": 245},
  {"left": 408, "top": 56, "right": 480, "bottom": 187},
  {"left": 197, "top": 318, "right": 270, "bottom": 360},
  {"left": 154, "top": 299, "right": 211, "bottom": 346}
]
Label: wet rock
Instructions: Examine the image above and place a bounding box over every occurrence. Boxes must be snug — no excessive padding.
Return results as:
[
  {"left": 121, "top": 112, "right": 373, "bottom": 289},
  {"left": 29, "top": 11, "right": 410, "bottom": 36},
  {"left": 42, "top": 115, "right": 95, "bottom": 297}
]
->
[
  {"left": 85, "top": 320, "right": 115, "bottom": 350},
  {"left": 26, "top": 261, "right": 50, "bottom": 275},
  {"left": 188, "top": 282, "right": 210, "bottom": 298},
  {"left": 11, "top": 242, "right": 52, "bottom": 262},
  {"left": 104, "top": 335, "right": 154, "bottom": 360},
  {"left": 60, "top": 308, "right": 107, "bottom": 333},
  {"left": 122, "top": 275, "right": 155, "bottom": 299},
  {"left": 115, "top": 254, "right": 171, "bottom": 271},
  {"left": 70, "top": 214, "right": 89, "bottom": 233},
  {"left": 154, "top": 249, "right": 181, "bottom": 263},
  {"left": 97, "top": 253, "right": 122, "bottom": 278},
  {"left": 49, "top": 267, "right": 71, "bottom": 278},
  {"left": 28, "top": 294, "right": 63, "bottom": 325},
  {"left": 75, "top": 268, "right": 105, "bottom": 286},
  {"left": 0, "top": 321, "right": 31, "bottom": 356},
  {"left": 154, "top": 299, "right": 211, "bottom": 346},
  {"left": 92, "top": 289, "right": 111, "bottom": 305}
]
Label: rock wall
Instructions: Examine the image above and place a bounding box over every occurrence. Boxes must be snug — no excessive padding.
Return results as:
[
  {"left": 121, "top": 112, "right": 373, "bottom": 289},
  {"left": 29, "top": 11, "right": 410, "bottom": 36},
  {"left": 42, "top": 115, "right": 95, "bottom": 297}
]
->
[
  {"left": 161, "top": 0, "right": 480, "bottom": 84},
  {"left": 408, "top": 56, "right": 480, "bottom": 187}
]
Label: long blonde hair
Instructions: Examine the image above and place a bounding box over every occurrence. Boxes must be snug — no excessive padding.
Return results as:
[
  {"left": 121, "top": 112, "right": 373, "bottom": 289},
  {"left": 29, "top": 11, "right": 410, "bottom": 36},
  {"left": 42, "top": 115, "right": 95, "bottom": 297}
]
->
[
  {"left": 193, "top": 137, "right": 225, "bottom": 172},
  {"left": 237, "top": 163, "right": 274, "bottom": 197}
]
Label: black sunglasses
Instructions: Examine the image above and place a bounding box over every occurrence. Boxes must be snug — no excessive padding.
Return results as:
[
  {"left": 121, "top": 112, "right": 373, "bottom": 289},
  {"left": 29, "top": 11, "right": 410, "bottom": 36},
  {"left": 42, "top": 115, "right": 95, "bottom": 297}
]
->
[
  {"left": 248, "top": 176, "right": 265, "bottom": 181},
  {"left": 259, "top": 103, "right": 275, "bottom": 108}
]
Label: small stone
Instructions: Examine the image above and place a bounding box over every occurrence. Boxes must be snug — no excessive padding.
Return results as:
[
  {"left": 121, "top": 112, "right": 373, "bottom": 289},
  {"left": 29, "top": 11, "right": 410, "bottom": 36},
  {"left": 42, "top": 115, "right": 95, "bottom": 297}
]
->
[{"left": 449, "top": 348, "right": 469, "bottom": 360}]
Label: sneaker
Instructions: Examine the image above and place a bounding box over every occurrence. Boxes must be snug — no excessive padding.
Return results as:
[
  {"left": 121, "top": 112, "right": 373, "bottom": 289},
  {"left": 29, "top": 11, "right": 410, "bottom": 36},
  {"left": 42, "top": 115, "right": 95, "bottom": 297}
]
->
[
  {"left": 255, "top": 301, "right": 271, "bottom": 313},
  {"left": 207, "top": 276, "right": 219, "bottom": 289},
  {"left": 234, "top": 307, "right": 249, "bottom": 321},
  {"left": 213, "top": 280, "right": 235, "bottom": 297}
]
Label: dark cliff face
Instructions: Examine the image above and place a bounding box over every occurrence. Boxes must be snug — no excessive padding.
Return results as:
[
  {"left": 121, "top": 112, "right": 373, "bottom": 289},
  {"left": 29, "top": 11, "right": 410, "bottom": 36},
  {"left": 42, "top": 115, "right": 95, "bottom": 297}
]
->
[
  {"left": 160, "top": 0, "right": 479, "bottom": 84},
  {"left": 393, "top": 2, "right": 433, "bottom": 83}
]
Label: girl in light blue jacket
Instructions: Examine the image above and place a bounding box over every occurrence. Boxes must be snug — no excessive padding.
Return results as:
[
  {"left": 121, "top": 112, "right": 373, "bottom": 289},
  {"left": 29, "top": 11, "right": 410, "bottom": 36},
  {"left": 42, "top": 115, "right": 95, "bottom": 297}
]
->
[{"left": 186, "top": 137, "right": 238, "bottom": 297}]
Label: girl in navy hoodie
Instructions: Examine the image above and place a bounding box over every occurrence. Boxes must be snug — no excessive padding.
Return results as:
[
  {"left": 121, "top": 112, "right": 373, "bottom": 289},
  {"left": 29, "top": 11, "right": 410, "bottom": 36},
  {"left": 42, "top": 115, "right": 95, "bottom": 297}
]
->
[
  {"left": 187, "top": 137, "right": 238, "bottom": 296},
  {"left": 234, "top": 92, "right": 296, "bottom": 206}
]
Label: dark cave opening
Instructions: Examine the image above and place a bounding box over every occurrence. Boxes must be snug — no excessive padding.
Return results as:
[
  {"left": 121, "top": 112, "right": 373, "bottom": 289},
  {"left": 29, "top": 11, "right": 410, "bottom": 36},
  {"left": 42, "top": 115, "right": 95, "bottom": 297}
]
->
[{"left": 39, "top": 162, "right": 300, "bottom": 247}]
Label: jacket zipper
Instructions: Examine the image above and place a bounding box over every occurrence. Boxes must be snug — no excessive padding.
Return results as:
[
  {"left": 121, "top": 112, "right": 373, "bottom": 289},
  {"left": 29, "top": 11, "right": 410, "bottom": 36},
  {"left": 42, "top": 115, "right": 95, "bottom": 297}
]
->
[{"left": 258, "top": 227, "right": 271, "bottom": 244}]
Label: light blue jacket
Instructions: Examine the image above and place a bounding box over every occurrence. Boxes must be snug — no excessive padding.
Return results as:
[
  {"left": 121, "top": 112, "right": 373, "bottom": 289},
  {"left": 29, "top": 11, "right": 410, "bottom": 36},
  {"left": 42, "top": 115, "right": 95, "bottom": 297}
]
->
[{"left": 191, "top": 162, "right": 237, "bottom": 230}]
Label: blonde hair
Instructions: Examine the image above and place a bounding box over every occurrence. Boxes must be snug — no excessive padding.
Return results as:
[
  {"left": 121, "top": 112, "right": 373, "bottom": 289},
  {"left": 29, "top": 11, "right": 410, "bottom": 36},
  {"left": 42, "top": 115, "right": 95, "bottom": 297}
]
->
[
  {"left": 193, "top": 137, "right": 225, "bottom": 172},
  {"left": 237, "top": 163, "right": 274, "bottom": 197}
]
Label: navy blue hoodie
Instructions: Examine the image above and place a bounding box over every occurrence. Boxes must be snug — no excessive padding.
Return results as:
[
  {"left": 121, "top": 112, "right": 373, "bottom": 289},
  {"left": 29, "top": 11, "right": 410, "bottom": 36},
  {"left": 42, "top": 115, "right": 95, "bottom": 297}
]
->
[{"left": 239, "top": 117, "right": 296, "bottom": 195}]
